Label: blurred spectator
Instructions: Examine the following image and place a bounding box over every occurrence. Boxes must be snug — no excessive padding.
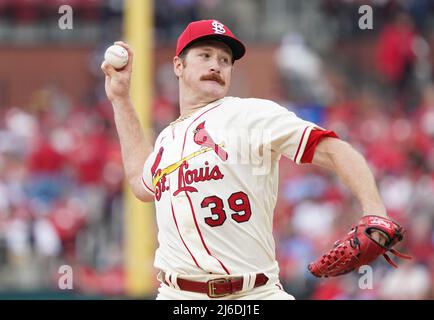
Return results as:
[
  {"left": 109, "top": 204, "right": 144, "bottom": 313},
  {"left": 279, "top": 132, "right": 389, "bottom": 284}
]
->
[
  {"left": 153, "top": 62, "right": 179, "bottom": 132},
  {"left": 276, "top": 32, "right": 333, "bottom": 105},
  {"left": 155, "top": 0, "right": 199, "bottom": 43},
  {"left": 379, "top": 261, "right": 431, "bottom": 299},
  {"left": 375, "top": 12, "right": 417, "bottom": 98}
]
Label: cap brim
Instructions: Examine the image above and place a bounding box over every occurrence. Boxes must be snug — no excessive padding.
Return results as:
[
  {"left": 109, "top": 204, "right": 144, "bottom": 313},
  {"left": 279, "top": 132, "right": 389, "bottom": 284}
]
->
[{"left": 180, "top": 34, "right": 246, "bottom": 61}]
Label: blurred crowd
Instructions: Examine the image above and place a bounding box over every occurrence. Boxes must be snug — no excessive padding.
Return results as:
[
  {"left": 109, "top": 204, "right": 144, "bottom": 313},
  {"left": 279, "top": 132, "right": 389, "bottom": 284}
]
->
[
  {"left": 1, "top": 0, "right": 434, "bottom": 299},
  {"left": 0, "top": 87, "right": 126, "bottom": 295}
]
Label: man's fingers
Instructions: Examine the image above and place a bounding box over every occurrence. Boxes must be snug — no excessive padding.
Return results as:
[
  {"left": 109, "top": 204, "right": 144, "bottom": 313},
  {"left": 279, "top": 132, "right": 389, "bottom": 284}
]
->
[
  {"left": 371, "top": 231, "right": 388, "bottom": 246},
  {"left": 101, "top": 61, "right": 116, "bottom": 77},
  {"left": 114, "top": 41, "right": 131, "bottom": 53},
  {"left": 114, "top": 41, "right": 134, "bottom": 71}
]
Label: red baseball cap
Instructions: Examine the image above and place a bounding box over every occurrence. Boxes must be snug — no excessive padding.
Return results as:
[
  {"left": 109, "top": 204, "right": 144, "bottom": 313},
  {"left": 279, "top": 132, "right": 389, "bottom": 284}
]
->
[{"left": 176, "top": 20, "right": 246, "bottom": 61}]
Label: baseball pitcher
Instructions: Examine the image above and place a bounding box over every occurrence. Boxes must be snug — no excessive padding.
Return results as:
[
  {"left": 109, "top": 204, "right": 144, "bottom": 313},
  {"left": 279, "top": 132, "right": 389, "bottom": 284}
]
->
[{"left": 101, "top": 20, "right": 410, "bottom": 300}]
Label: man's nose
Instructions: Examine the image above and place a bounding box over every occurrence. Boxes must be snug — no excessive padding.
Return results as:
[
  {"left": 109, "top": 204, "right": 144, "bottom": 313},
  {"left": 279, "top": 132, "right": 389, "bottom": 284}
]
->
[
  {"left": 209, "top": 66, "right": 220, "bottom": 74},
  {"left": 209, "top": 58, "right": 221, "bottom": 73}
]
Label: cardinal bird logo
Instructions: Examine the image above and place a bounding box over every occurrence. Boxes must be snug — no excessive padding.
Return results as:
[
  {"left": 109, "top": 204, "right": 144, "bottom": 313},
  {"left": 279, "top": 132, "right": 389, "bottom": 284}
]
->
[{"left": 193, "top": 121, "right": 228, "bottom": 161}]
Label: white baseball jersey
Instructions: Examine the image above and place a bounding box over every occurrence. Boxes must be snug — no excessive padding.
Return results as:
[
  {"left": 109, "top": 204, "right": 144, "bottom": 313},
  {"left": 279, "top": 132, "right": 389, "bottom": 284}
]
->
[{"left": 141, "top": 96, "right": 334, "bottom": 280}]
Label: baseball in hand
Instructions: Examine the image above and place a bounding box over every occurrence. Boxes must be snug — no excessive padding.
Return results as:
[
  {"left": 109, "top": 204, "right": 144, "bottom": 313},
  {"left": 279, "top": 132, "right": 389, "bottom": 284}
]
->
[{"left": 104, "top": 44, "right": 129, "bottom": 69}]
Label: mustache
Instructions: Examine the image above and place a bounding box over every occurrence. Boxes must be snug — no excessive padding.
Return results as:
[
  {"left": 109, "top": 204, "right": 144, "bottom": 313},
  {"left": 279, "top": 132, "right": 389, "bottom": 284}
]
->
[{"left": 200, "top": 73, "right": 225, "bottom": 86}]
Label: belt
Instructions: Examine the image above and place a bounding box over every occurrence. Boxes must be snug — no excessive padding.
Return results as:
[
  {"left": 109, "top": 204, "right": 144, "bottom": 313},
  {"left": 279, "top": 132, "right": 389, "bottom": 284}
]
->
[{"left": 162, "top": 272, "right": 269, "bottom": 298}]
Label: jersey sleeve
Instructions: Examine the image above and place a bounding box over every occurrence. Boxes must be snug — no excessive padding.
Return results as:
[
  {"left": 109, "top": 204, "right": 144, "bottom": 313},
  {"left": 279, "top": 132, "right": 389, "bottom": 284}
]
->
[
  {"left": 241, "top": 99, "right": 338, "bottom": 164},
  {"left": 299, "top": 128, "right": 339, "bottom": 164}
]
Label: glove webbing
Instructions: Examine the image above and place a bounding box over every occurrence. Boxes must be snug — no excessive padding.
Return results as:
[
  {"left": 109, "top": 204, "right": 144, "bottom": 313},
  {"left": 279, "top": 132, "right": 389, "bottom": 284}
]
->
[{"left": 383, "top": 249, "right": 412, "bottom": 268}]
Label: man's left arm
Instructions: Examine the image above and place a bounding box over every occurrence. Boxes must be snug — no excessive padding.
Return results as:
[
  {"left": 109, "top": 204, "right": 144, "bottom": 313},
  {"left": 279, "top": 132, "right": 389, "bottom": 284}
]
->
[
  {"left": 311, "top": 137, "right": 389, "bottom": 244},
  {"left": 311, "top": 137, "right": 386, "bottom": 216}
]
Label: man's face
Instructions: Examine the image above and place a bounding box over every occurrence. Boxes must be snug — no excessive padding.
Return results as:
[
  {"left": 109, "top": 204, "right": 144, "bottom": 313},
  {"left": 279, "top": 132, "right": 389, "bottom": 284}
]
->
[{"left": 174, "top": 40, "right": 234, "bottom": 102}]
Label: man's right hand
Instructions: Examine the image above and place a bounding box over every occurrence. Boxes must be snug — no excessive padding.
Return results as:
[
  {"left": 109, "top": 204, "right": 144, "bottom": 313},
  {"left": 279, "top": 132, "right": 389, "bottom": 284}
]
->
[{"left": 101, "top": 41, "right": 134, "bottom": 104}]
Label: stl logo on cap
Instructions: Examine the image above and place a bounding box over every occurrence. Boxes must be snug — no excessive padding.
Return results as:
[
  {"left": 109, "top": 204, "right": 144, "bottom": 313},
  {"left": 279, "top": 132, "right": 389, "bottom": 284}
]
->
[
  {"left": 211, "top": 20, "right": 226, "bottom": 34},
  {"left": 175, "top": 19, "right": 246, "bottom": 60}
]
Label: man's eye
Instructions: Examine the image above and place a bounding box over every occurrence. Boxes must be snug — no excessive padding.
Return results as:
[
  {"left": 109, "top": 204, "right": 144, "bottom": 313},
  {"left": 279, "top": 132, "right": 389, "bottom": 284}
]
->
[{"left": 201, "top": 53, "right": 210, "bottom": 58}]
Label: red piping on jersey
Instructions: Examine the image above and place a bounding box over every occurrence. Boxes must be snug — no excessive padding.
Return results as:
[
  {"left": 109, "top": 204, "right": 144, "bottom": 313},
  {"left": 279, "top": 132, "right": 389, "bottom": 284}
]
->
[
  {"left": 170, "top": 200, "right": 203, "bottom": 271},
  {"left": 142, "top": 177, "right": 155, "bottom": 194},
  {"left": 178, "top": 102, "right": 231, "bottom": 275},
  {"left": 184, "top": 191, "right": 230, "bottom": 275},
  {"left": 293, "top": 126, "right": 309, "bottom": 163}
]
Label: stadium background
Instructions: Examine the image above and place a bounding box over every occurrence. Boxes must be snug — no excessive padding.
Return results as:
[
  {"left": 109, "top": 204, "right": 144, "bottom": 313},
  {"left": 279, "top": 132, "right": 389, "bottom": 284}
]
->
[{"left": 0, "top": 0, "right": 433, "bottom": 299}]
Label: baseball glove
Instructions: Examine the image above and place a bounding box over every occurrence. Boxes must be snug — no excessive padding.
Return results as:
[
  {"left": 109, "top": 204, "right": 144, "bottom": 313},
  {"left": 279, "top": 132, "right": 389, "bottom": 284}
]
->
[{"left": 308, "top": 215, "right": 411, "bottom": 277}]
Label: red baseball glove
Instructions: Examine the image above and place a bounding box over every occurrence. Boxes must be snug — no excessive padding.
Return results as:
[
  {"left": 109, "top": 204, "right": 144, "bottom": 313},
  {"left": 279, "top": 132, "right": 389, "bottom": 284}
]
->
[{"left": 308, "top": 215, "right": 411, "bottom": 277}]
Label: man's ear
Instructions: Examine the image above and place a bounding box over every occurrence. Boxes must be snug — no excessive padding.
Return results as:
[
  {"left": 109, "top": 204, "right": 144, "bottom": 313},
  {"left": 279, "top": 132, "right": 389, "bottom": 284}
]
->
[{"left": 173, "top": 56, "right": 183, "bottom": 78}]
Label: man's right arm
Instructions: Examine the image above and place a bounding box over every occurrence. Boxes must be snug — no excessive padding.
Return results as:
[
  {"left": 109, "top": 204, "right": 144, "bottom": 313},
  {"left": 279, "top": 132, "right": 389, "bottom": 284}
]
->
[{"left": 101, "top": 41, "right": 154, "bottom": 202}]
